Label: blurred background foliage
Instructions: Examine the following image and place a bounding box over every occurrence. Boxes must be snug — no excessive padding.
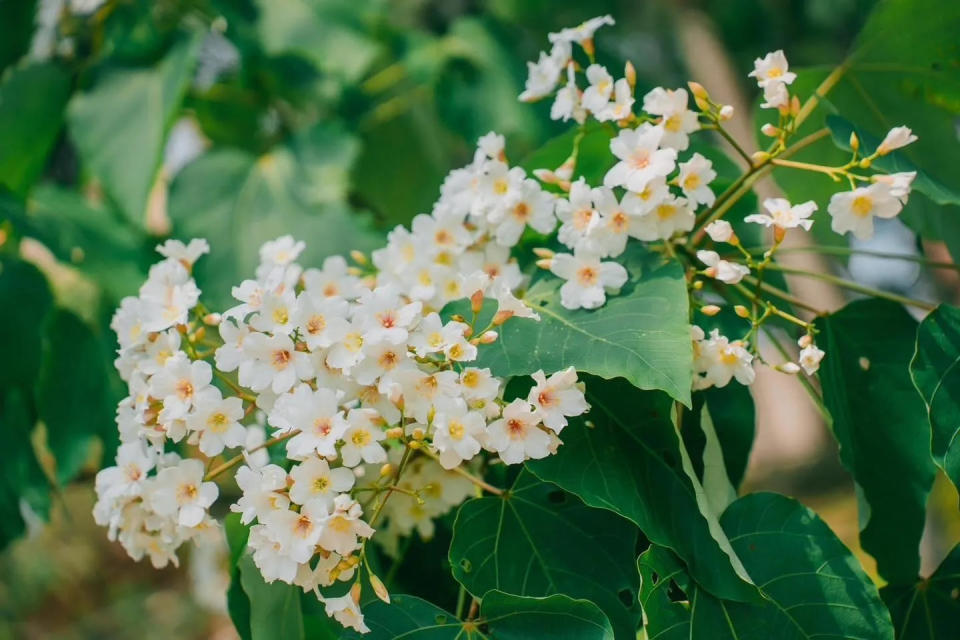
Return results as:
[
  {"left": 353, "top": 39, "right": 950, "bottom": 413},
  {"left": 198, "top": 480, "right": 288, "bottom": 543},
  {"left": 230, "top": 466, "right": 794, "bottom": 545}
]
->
[{"left": 7, "top": 0, "right": 953, "bottom": 637}]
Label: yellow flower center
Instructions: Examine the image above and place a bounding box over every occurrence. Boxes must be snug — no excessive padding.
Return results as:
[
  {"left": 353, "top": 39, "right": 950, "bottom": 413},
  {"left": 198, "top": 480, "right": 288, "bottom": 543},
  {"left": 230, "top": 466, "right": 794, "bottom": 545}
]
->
[{"left": 851, "top": 196, "right": 873, "bottom": 217}]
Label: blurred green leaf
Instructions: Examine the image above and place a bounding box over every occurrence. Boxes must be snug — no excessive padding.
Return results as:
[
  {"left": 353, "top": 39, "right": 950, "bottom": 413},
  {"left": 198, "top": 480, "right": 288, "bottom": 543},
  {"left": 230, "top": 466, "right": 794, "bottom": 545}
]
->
[
  {"left": 910, "top": 304, "right": 960, "bottom": 499},
  {"left": 168, "top": 146, "right": 383, "bottom": 309},
  {"left": 882, "top": 543, "right": 960, "bottom": 639},
  {"left": 67, "top": 33, "right": 202, "bottom": 224},
  {"left": 528, "top": 377, "right": 757, "bottom": 604},
  {"left": 0, "top": 388, "right": 49, "bottom": 550},
  {"left": 0, "top": 0, "right": 36, "bottom": 72},
  {"left": 238, "top": 553, "right": 304, "bottom": 640},
  {"left": 448, "top": 470, "right": 642, "bottom": 639},
  {"left": 36, "top": 310, "right": 113, "bottom": 484},
  {"left": 816, "top": 299, "right": 936, "bottom": 583},
  {"left": 0, "top": 255, "right": 54, "bottom": 389},
  {"left": 225, "top": 513, "right": 253, "bottom": 640},
  {"left": 640, "top": 493, "right": 895, "bottom": 639},
  {"left": 0, "top": 62, "right": 72, "bottom": 196}
]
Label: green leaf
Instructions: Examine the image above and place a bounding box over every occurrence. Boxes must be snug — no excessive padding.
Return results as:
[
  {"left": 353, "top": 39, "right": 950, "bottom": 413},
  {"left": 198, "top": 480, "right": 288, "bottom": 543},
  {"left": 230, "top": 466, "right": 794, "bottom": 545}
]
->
[
  {"left": 0, "top": 0, "right": 36, "bottom": 72},
  {"left": 519, "top": 124, "right": 617, "bottom": 186},
  {"left": 816, "top": 299, "right": 937, "bottom": 583},
  {"left": 882, "top": 543, "right": 960, "bottom": 639},
  {"left": 67, "top": 34, "right": 201, "bottom": 223},
  {"left": 448, "top": 469, "right": 642, "bottom": 639},
  {"left": 699, "top": 402, "right": 737, "bottom": 515},
  {"left": 642, "top": 493, "right": 895, "bottom": 640},
  {"left": 238, "top": 553, "right": 305, "bottom": 640},
  {"left": 0, "top": 256, "right": 54, "bottom": 389},
  {"left": 344, "top": 591, "right": 614, "bottom": 640},
  {"left": 528, "top": 377, "right": 756, "bottom": 604},
  {"left": 21, "top": 184, "right": 149, "bottom": 300},
  {"left": 0, "top": 388, "right": 50, "bottom": 550},
  {"left": 0, "top": 62, "right": 72, "bottom": 196},
  {"left": 168, "top": 147, "right": 383, "bottom": 309},
  {"left": 36, "top": 310, "right": 113, "bottom": 483},
  {"left": 910, "top": 304, "right": 960, "bottom": 497},
  {"left": 468, "top": 254, "right": 693, "bottom": 404},
  {"left": 225, "top": 513, "right": 252, "bottom": 640}
]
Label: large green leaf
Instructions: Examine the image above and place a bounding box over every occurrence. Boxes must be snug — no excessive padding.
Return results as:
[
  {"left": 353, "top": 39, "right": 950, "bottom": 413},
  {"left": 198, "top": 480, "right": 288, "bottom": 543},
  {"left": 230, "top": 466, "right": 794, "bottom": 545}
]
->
[
  {"left": 0, "top": 256, "right": 54, "bottom": 389},
  {"left": 0, "top": 62, "right": 72, "bottom": 196},
  {"left": 681, "top": 386, "right": 756, "bottom": 491},
  {"left": 882, "top": 544, "right": 960, "bottom": 639},
  {"left": 238, "top": 553, "right": 305, "bottom": 640},
  {"left": 910, "top": 304, "right": 960, "bottom": 496},
  {"left": 641, "top": 493, "right": 895, "bottom": 640},
  {"left": 448, "top": 470, "right": 642, "bottom": 639},
  {"left": 168, "top": 147, "right": 383, "bottom": 309},
  {"left": 36, "top": 310, "right": 114, "bottom": 484},
  {"left": 470, "top": 256, "right": 693, "bottom": 404},
  {"left": 345, "top": 591, "right": 614, "bottom": 640},
  {"left": 528, "top": 377, "right": 756, "bottom": 604},
  {"left": 0, "top": 0, "right": 36, "bottom": 72},
  {"left": 67, "top": 34, "right": 201, "bottom": 224},
  {"left": 816, "top": 299, "right": 936, "bottom": 583},
  {"left": 225, "top": 513, "right": 252, "bottom": 640}
]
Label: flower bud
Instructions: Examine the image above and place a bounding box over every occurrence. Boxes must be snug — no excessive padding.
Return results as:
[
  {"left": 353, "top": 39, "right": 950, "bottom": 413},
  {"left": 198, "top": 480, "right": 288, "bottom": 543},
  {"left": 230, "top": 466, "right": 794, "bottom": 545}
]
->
[
  {"left": 734, "top": 305, "right": 750, "bottom": 318},
  {"left": 492, "top": 310, "right": 514, "bottom": 326},
  {"left": 349, "top": 250, "right": 368, "bottom": 265},
  {"left": 859, "top": 158, "right": 872, "bottom": 169},
  {"left": 478, "top": 330, "right": 498, "bottom": 344},
  {"left": 718, "top": 104, "right": 734, "bottom": 121},
  {"left": 407, "top": 440, "right": 422, "bottom": 450},
  {"left": 470, "top": 290, "right": 485, "bottom": 314},
  {"left": 450, "top": 314, "right": 466, "bottom": 323},
  {"left": 760, "top": 123, "right": 778, "bottom": 137},
  {"left": 624, "top": 60, "right": 637, "bottom": 90},
  {"left": 203, "top": 312, "right": 221, "bottom": 326},
  {"left": 350, "top": 582, "right": 362, "bottom": 605},
  {"left": 533, "top": 168, "right": 557, "bottom": 184},
  {"left": 369, "top": 573, "right": 391, "bottom": 604},
  {"left": 773, "top": 225, "right": 787, "bottom": 244},
  {"left": 191, "top": 326, "right": 207, "bottom": 342},
  {"left": 555, "top": 157, "right": 575, "bottom": 181},
  {"left": 581, "top": 37, "right": 595, "bottom": 59},
  {"left": 704, "top": 220, "right": 734, "bottom": 243},
  {"left": 412, "top": 427, "right": 426, "bottom": 441},
  {"left": 777, "top": 362, "right": 801, "bottom": 374},
  {"left": 379, "top": 463, "right": 395, "bottom": 477},
  {"left": 532, "top": 247, "right": 555, "bottom": 259},
  {"left": 692, "top": 279, "right": 704, "bottom": 290},
  {"left": 700, "top": 304, "right": 722, "bottom": 316},
  {"left": 384, "top": 427, "right": 404, "bottom": 440},
  {"left": 688, "top": 81, "right": 710, "bottom": 111},
  {"left": 790, "top": 95, "right": 801, "bottom": 116},
  {"left": 797, "top": 334, "right": 813, "bottom": 348},
  {"left": 849, "top": 131, "right": 860, "bottom": 152},
  {"left": 536, "top": 258, "right": 553, "bottom": 270},
  {"left": 751, "top": 151, "right": 770, "bottom": 167}
]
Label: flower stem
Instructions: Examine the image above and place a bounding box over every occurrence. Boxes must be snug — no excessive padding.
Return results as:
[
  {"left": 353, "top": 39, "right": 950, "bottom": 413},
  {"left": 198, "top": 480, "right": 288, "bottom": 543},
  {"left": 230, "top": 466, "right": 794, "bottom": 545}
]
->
[
  {"left": 760, "top": 325, "right": 831, "bottom": 422},
  {"left": 752, "top": 245, "right": 960, "bottom": 271},
  {"left": 203, "top": 430, "right": 300, "bottom": 481},
  {"left": 419, "top": 448, "right": 504, "bottom": 496},
  {"left": 763, "top": 263, "right": 936, "bottom": 311}
]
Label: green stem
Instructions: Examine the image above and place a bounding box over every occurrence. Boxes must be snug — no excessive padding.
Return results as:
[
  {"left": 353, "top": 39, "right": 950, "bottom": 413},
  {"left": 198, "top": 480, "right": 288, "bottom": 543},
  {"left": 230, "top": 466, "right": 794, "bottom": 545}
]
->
[
  {"left": 764, "top": 264, "right": 936, "bottom": 311},
  {"left": 761, "top": 325, "right": 831, "bottom": 423},
  {"left": 204, "top": 430, "right": 299, "bottom": 481},
  {"left": 751, "top": 245, "right": 960, "bottom": 272}
]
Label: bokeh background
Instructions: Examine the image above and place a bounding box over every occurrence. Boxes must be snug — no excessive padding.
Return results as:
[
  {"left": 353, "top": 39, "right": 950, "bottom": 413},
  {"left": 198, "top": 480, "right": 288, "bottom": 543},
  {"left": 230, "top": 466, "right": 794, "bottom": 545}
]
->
[{"left": 1, "top": 0, "right": 957, "bottom": 638}]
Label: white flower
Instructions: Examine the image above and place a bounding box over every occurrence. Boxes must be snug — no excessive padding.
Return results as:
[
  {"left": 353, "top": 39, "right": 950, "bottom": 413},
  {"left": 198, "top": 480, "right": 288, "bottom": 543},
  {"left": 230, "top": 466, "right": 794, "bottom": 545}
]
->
[
  {"left": 340, "top": 408, "right": 387, "bottom": 468},
  {"left": 302, "top": 255, "right": 362, "bottom": 300},
  {"left": 288, "top": 457, "right": 355, "bottom": 509},
  {"left": 138, "top": 260, "right": 200, "bottom": 332},
  {"left": 150, "top": 353, "right": 212, "bottom": 420},
  {"left": 697, "top": 250, "right": 750, "bottom": 284},
  {"left": 250, "top": 289, "right": 298, "bottom": 335},
  {"left": 231, "top": 463, "right": 289, "bottom": 525},
  {"left": 705, "top": 220, "right": 734, "bottom": 243},
  {"left": 874, "top": 171, "right": 916, "bottom": 198},
  {"left": 490, "top": 177, "right": 557, "bottom": 247},
  {"left": 760, "top": 81, "right": 789, "bottom": 110},
  {"left": 876, "top": 126, "right": 917, "bottom": 155},
  {"left": 827, "top": 182, "right": 904, "bottom": 240},
  {"left": 597, "top": 79, "right": 635, "bottom": 122},
  {"left": 352, "top": 341, "right": 414, "bottom": 391},
  {"left": 799, "top": 344, "right": 825, "bottom": 375},
  {"left": 269, "top": 384, "right": 348, "bottom": 460},
  {"left": 263, "top": 500, "right": 326, "bottom": 563},
  {"left": 582, "top": 64, "right": 614, "bottom": 113},
  {"left": 527, "top": 367, "right": 589, "bottom": 433},
  {"left": 744, "top": 197, "right": 817, "bottom": 230},
  {"left": 486, "top": 399, "right": 551, "bottom": 464},
  {"left": 555, "top": 178, "right": 600, "bottom": 251},
  {"left": 491, "top": 280, "right": 540, "bottom": 321},
  {"left": 548, "top": 15, "right": 614, "bottom": 45},
  {"left": 590, "top": 186, "right": 633, "bottom": 257},
  {"left": 432, "top": 402, "right": 486, "bottom": 469},
  {"left": 293, "top": 294, "right": 350, "bottom": 351},
  {"left": 677, "top": 152, "right": 716, "bottom": 206},
  {"left": 459, "top": 367, "right": 501, "bottom": 404},
  {"left": 318, "top": 495, "right": 375, "bottom": 555},
  {"left": 519, "top": 41, "right": 570, "bottom": 102},
  {"left": 551, "top": 63, "right": 585, "bottom": 124},
  {"left": 259, "top": 235, "right": 305, "bottom": 269},
  {"left": 627, "top": 195, "right": 695, "bottom": 241},
  {"left": 248, "top": 524, "right": 298, "bottom": 583},
  {"left": 156, "top": 238, "right": 209, "bottom": 266},
  {"left": 695, "top": 330, "right": 756, "bottom": 389},
  {"left": 604, "top": 124, "right": 677, "bottom": 193},
  {"left": 187, "top": 388, "right": 246, "bottom": 456},
  {"left": 95, "top": 442, "right": 155, "bottom": 502},
  {"left": 642, "top": 88, "right": 699, "bottom": 150},
  {"left": 355, "top": 286, "right": 422, "bottom": 345},
  {"left": 319, "top": 593, "right": 370, "bottom": 634},
  {"left": 476, "top": 132, "right": 505, "bottom": 160},
  {"left": 621, "top": 177, "right": 669, "bottom": 217},
  {"left": 238, "top": 332, "right": 313, "bottom": 394},
  {"left": 149, "top": 458, "right": 218, "bottom": 528},
  {"left": 748, "top": 50, "right": 796, "bottom": 87},
  {"left": 550, "top": 250, "right": 628, "bottom": 310}
]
